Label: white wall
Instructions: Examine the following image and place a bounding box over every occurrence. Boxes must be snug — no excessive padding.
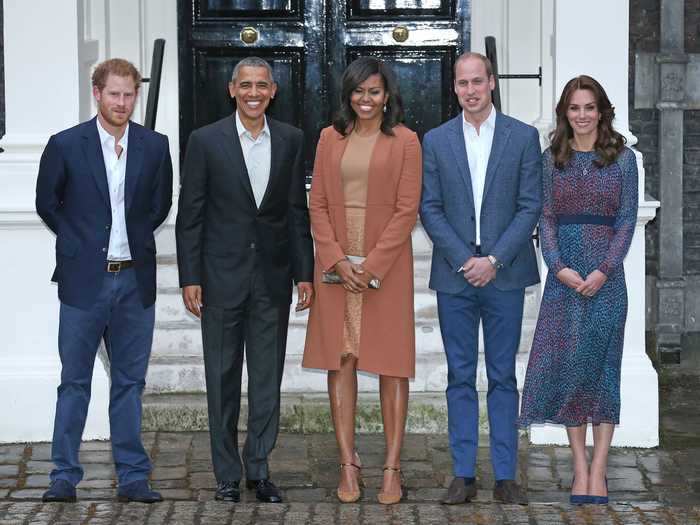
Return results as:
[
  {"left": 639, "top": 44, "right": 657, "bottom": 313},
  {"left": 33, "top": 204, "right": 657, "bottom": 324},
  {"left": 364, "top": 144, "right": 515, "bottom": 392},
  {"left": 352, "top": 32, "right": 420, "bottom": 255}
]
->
[
  {"left": 0, "top": 0, "right": 111, "bottom": 442},
  {"left": 0, "top": 0, "right": 180, "bottom": 442}
]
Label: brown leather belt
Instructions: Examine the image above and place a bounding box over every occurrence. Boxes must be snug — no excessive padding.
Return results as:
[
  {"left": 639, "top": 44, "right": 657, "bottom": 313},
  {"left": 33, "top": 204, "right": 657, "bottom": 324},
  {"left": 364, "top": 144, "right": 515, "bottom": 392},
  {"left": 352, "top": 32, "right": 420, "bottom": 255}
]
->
[{"left": 106, "top": 260, "right": 134, "bottom": 272}]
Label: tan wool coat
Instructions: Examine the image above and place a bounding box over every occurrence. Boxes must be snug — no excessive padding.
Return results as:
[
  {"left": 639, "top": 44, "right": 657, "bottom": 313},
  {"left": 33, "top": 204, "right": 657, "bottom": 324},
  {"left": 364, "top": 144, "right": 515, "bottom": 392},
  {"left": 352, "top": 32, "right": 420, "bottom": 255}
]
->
[{"left": 302, "top": 124, "right": 422, "bottom": 378}]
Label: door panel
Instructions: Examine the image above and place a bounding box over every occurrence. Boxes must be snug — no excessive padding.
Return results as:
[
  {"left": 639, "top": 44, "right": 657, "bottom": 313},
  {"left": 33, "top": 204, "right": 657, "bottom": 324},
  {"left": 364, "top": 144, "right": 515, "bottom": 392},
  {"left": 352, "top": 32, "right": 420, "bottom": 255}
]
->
[{"left": 179, "top": 0, "right": 469, "bottom": 167}]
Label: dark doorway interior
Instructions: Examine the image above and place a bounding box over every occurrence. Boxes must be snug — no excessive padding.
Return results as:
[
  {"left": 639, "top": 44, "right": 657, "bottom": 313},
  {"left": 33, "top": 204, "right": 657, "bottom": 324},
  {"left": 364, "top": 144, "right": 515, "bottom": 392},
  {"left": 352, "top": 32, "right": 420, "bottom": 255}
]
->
[{"left": 178, "top": 0, "right": 471, "bottom": 171}]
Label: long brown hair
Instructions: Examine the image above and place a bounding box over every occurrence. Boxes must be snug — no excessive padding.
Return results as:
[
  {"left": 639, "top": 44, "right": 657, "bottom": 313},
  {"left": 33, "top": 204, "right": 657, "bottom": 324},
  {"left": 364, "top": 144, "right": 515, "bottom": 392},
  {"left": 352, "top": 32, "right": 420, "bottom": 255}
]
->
[{"left": 549, "top": 75, "right": 625, "bottom": 168}]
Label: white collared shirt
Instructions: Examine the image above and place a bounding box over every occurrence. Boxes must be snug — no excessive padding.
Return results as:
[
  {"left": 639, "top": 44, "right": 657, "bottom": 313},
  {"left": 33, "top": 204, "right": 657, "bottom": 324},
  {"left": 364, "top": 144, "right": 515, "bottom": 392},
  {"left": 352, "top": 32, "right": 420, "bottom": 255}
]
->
[
  {"left": 462, "top": 104, "right": 496, "bottom": 245},
  {"left": 96, "top": 117, "right": 132, "bottom": 261},
  {"left": 236, "top": 111, "right": 271, "bottom": 208}
]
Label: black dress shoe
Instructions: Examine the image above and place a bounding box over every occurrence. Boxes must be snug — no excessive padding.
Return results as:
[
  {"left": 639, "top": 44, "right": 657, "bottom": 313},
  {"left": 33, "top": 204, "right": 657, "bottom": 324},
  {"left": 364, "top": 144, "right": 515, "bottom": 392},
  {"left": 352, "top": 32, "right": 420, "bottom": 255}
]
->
[
  {"left": 215, "top": 480, "right": 240, "bottom": 502},
  {"left": 493, "top": 479, "right": 528, "bottom": 505},
  {"left": 246, "top": 479, "right": 283, "bottom": 503},
  {"left": 442, "top": 477, "right": 477, "bottom": 505},
  {"left": 42, "top": 479, "right": 77, "bottom": 503},
  {"left": 117, "top": 480, "right": 163, "bottom": 503}
]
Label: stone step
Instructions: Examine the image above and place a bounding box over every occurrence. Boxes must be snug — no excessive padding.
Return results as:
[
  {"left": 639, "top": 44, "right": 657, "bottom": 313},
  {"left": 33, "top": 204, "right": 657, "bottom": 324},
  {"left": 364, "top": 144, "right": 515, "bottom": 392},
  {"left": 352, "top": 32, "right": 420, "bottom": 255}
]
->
[
  {"left": 141, "top": 391, "right": 497, "bottom": 435},
  {"left": 144, "top": 345, "right": 534, "bottom": 395}
]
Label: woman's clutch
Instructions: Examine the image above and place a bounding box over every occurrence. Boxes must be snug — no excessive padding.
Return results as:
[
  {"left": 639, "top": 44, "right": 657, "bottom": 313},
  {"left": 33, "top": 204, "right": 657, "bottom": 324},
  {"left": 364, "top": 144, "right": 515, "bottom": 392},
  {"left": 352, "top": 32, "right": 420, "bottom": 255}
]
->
[{"left": 322, "top": 255, "right": 381, "bottom": 289}]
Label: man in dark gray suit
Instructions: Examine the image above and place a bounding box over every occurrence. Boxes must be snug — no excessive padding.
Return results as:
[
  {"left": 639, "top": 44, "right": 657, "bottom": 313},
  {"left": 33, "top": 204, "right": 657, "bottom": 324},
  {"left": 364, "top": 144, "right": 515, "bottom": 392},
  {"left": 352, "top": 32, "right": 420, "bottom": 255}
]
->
[
  {"left": 176, "top": 57, "right": 314, "bottom": 504},
  {"left": 420, "top": 52, "right": 542, "bottom": 505}
]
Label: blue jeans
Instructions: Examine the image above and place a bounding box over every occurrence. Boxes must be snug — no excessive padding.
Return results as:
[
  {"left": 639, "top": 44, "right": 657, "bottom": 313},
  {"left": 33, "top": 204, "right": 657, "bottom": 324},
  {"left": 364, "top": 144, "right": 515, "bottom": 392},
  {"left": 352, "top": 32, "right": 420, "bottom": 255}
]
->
[
  {"left": 437, "top": 283, "right": 525, "bottom": 480},
  {"left": 50, "top": 267, "right": 154, "bottom": 486}
]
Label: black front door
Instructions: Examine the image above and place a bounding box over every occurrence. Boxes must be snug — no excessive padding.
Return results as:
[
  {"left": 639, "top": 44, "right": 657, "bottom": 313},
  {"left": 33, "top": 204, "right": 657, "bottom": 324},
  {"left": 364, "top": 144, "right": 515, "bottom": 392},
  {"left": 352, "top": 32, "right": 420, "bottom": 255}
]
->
[{"left": 178, "top": 0, "right": 470, "bottom": 168}]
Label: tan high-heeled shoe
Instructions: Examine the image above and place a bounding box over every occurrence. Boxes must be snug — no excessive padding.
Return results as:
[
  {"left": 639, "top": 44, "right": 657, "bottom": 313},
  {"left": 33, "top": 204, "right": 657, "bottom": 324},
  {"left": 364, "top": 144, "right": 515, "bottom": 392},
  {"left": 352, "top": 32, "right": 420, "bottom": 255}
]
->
[
  {"left": 336, "top": 451, "right": 363, "bottom": 503},
  {"left": 377, "top": 466, "right": 406, "bottom": 505}
]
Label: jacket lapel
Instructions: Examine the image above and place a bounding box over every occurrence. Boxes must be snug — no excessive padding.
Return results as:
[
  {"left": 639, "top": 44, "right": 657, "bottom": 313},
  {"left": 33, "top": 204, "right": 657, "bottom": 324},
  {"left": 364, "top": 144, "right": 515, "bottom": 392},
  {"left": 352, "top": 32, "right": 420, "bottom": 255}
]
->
[
  {"left": 482, "top": 112, "right": 511, "bottom": 204},
  {"left": 124, "top": 123, "right": 144, "bottom": 215},
  {"left": 446, "top": 115, "right": 475, "bottom": 207},
  {"left": 329, "top": 130, "right": 350, "bottom": 205},
  {"left": 220, "top": 115, "right": 256, "bottom": 208},
  {"left": 259, "top": 118, "right": 282, "bottom": 211},
  {"left": 82, "top": 118, "right": 110, "bottom": 208}
]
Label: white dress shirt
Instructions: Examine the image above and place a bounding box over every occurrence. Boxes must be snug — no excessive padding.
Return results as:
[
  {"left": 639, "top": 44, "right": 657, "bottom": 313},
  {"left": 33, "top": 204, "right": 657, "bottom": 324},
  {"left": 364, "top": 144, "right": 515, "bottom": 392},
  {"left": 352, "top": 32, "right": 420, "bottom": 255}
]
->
[
  {"left": 236, "top": 111, "right": 271, "bottom": 208},
  {"left": 96, "top": 118, "right": 132, "bottom": 261},
  {"left": 462, "top": 104, "right": 496, "bottom": 245}
]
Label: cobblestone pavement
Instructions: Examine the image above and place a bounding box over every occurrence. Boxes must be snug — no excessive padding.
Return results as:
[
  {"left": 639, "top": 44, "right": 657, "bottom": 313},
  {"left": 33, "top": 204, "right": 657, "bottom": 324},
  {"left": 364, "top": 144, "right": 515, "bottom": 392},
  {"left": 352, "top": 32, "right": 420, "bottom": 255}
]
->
[{"left": 1, "top": 372, "right": 699, "bottom": 523}]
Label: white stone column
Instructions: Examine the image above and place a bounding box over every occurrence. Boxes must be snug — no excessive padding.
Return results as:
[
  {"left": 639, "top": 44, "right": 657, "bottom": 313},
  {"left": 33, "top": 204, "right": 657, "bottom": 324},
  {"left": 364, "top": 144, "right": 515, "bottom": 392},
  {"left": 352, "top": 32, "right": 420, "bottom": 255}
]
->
[
  {"left": 529, "top": 0, "right": 660, "bottom": 447},
  {"left": 0, "top": 0, "right": 110, "bottom": 441}
]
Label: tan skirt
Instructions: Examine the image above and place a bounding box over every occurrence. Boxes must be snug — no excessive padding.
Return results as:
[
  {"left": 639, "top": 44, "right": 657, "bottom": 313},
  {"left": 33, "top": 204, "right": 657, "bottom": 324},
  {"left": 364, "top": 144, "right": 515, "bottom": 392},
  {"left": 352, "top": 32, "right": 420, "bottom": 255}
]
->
[{"left": 342, "top": 208, "right": 365, "bottom": 359}]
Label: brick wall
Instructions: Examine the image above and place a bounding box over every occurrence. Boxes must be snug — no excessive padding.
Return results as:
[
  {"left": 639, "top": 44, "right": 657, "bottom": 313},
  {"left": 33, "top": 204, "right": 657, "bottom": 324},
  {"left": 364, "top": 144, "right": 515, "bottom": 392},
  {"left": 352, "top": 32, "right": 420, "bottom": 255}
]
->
[
  {"left": 684, "top": 0, "right": 700, "bottom": 274},
  {"left": 629, "top": 0, "right": 700, "bottom": 276},
  {"left": 629, "top": 0, "right": 661, "bottom": 276}
]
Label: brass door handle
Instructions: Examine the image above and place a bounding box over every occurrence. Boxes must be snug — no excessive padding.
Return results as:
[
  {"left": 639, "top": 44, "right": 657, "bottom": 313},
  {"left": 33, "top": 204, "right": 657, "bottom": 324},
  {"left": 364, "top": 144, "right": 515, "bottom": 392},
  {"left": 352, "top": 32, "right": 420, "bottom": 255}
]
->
[
  {"left": 241, "top": 27, "right": 259, "bottom": 45},
  {"left": 392, "top": 26, "right": 409, "bottom": 43}
]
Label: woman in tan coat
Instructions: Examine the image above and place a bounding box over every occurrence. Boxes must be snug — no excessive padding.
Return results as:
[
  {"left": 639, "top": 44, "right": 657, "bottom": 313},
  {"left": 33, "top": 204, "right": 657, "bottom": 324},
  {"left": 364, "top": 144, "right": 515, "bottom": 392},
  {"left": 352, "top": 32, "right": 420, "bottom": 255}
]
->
[{"left": 302, "top": 57, "right": 422, "bottom": 505}]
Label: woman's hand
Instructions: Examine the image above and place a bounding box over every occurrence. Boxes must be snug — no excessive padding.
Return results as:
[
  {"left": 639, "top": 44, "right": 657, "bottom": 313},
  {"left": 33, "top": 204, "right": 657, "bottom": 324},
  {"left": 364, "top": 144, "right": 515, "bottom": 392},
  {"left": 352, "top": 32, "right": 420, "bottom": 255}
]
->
[
  {"left": 356, "top": 265, "right": 377, "bottom": 289},
  {"left": 576, "top": 270, "right": 608, "bottom": 298},
  {"left": 334, "top": 259, "right": 367, "bottom": 293},
  {"left": 556, "top": 268, "right": 584, "bottom": 290}
]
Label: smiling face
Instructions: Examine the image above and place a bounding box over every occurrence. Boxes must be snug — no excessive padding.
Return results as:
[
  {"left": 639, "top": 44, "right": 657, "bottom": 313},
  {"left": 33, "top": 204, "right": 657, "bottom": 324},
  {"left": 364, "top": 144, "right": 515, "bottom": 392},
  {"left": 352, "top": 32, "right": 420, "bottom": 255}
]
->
[
  {"left": 349, "top": 73, "right": 388, "bottom": 125},
  {"left": 566, "top": 88, "right": 600, "bottom": 139},
  {"left": 454, "top": 56, "right": 495, "bottom": 123},
  {"left": 93, "top": 73, "right": 137, "bottom": 132},
  {"left": 228, "top": 65, "right": 277, "bottom": 126}
]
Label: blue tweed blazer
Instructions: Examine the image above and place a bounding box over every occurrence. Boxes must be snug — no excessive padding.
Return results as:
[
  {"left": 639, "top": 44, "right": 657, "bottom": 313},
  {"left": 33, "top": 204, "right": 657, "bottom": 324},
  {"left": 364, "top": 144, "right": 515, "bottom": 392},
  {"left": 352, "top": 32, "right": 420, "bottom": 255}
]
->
[{"left": 420, "top": 112, "right": 542, "bottom": 293}]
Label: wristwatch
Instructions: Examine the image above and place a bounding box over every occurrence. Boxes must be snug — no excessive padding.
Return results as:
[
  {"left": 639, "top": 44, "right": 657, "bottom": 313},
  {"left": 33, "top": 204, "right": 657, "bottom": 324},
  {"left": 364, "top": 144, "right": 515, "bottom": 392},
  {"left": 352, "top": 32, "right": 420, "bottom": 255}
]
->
[{"left": 487, "top": 254, "right": 503, "bottom": 270}]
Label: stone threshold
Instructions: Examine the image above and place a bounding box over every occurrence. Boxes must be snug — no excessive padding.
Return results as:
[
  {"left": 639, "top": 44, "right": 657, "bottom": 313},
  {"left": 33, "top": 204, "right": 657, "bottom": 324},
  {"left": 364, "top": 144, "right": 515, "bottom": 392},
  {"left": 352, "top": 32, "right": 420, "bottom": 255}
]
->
[{"left": 142, "top": 392, "right": 491, "bottom": 434}]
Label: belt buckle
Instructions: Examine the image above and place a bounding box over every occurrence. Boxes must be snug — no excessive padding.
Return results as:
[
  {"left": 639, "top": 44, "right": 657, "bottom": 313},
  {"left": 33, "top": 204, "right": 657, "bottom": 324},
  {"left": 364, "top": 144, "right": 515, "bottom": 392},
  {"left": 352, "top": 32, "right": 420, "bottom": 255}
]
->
[{"left": 107, "top": 261, "right": 121, "bottom": 273}]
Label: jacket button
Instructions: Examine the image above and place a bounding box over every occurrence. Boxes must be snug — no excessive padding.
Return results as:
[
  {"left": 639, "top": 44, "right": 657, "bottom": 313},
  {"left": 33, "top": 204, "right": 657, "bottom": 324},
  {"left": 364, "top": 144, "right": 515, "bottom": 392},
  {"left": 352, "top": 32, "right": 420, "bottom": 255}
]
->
[
  {"left": 469, "top": 241, "right": 475, "bottom": 246},
  {"left": 105, "top": 225, "right": 110, "bottom": 230},
  {"left": 470, "top": 216, "right": 475, "bottom": 222},
  {"left": 250, "top": 242, "right": 256, "bottom": 249},
  {"left": 102, "top": 248, "right": 107, "bottom": 252}
]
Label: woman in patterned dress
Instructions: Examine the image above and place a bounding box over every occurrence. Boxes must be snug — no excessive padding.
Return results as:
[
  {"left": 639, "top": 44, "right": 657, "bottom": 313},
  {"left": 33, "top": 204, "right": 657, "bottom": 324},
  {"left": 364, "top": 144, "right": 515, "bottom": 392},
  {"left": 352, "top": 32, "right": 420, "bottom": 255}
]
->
[
  {"left": 302, "top": 57, "right": 422, "bottom": 504},
  {"left": 519, "top": 76, "right": 638, "bottom": 505}
]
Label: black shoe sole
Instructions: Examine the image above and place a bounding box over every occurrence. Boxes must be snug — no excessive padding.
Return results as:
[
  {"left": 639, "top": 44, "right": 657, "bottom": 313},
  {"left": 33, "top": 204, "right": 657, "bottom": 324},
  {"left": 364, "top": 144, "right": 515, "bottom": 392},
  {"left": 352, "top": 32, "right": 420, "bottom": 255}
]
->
[
  {"left": 42, "top": 496, "right": 77, "bottom": 503},
  {"left": 214, "top": 494, "right": 241, "bottom": 503},
  {"left": 116, "top": 496, "right": 163, "bottom": 503},
  {"left": 255, "top": 495, "right": 283, "bottom": 503}
]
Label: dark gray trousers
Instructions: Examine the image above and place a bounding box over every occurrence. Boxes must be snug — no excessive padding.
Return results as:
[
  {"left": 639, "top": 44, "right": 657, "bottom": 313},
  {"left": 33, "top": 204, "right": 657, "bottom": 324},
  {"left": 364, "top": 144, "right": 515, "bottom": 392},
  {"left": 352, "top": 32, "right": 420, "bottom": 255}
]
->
[{"left": 201, "top": 270, "right": 289, "bottom": 482}]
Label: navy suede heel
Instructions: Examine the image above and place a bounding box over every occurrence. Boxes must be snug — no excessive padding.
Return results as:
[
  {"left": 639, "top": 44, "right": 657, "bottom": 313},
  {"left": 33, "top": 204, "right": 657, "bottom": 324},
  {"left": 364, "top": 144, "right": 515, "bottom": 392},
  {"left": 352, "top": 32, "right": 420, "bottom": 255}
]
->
[
  {"left": 588, "top": 477, "right": 608, "bottom": 505},
  {"left": 569, "top": 476, "right": 591, "bottom": 505}
]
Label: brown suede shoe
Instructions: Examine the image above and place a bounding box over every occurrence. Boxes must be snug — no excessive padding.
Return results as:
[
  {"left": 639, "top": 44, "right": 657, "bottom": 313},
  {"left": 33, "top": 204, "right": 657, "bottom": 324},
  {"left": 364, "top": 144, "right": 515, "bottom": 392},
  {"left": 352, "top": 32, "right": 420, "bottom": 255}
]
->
[
  {"left": 493, "top": 480, "right": 528, "bottom": 505},
  {"left": 442, "top": 477, "right": 477, "bottom": 505}
]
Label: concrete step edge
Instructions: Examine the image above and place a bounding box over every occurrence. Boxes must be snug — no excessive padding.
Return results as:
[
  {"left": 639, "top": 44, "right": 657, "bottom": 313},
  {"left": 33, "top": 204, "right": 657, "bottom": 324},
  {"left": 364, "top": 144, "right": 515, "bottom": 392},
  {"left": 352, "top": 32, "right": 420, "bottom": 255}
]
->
[{"left": 141, "top": 392, "right": 493, "bottom": 435}]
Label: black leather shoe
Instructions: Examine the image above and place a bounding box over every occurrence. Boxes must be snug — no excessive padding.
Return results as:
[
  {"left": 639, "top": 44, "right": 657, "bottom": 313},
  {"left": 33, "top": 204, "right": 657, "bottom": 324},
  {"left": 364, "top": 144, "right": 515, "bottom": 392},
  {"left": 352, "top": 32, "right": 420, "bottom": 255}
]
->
[
  {"left": 493, "top": 479, "right": 528, "bottom": 505},
  {"left": 246, "top": 479, "right": 283, "bottom": 503},
  {"left": 215, "top": 480, "right": 240, "bottom": 502},
  {"left": 42, "top": 479, "right": 77, "bottom": 503},
  {"left": 117, "top": 479, "right": 163, "bottom": 503},
  {"left": 442, "top": 477, "right": 477, "bottom": 505}
]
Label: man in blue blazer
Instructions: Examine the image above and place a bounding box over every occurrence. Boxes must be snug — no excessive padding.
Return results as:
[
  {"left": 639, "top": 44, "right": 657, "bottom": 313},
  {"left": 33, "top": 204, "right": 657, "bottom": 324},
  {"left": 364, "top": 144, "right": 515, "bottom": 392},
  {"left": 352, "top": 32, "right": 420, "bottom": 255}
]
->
[
  {"left": 420, "top": 52, "right": 542, "bottom": 505},
  {"left": 35, "top": 59, "right": 172, "bottom": 503}
]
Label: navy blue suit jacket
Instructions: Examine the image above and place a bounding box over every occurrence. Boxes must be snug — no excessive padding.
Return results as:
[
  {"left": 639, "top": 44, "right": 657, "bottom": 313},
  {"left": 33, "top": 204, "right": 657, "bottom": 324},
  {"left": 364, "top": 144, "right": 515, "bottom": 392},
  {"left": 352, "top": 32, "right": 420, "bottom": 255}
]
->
[
  {"left": 420, "top": 112, "right": 542, "bottom": 293},
  {"left": 36, "top": 117, "right": 173, "bottom": 309}
]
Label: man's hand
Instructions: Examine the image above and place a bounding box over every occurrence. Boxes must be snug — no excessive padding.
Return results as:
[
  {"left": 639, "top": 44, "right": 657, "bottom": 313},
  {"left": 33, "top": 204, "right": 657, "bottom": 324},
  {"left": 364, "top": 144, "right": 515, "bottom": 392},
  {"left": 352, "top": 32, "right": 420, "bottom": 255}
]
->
[
  {"left": 334, "top": 259, "right": 367, "bottom": 294},
  {"left": 463, "top": 257, "right": 496, "bottom": 287},
  {"left": 576, "top": 269, "right": 608, "bottom": 298},
  {"left": 182, "top": 285, "right": 203, "bottom": 318},
  {"left": 555, "top": 268, "right": 584, "bottom": 290},
  {"left": 295, "top": 282, "right": 314, "bottom": 311}
]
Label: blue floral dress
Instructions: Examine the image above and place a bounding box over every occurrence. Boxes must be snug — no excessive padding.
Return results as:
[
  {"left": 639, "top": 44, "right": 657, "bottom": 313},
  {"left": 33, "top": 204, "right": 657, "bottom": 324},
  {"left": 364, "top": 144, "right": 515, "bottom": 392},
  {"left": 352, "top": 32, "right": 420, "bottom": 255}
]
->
[{"left": 519, "top": 147, "right": 638, "bottom": 427}]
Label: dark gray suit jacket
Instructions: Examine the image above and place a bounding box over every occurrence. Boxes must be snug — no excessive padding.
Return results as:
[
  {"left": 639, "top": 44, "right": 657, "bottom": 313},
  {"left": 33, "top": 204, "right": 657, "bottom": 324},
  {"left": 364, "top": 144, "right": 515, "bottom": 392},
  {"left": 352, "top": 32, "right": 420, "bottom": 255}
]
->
[{"left": 176, "top": 115, "right": 314, "bottom": 306}]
